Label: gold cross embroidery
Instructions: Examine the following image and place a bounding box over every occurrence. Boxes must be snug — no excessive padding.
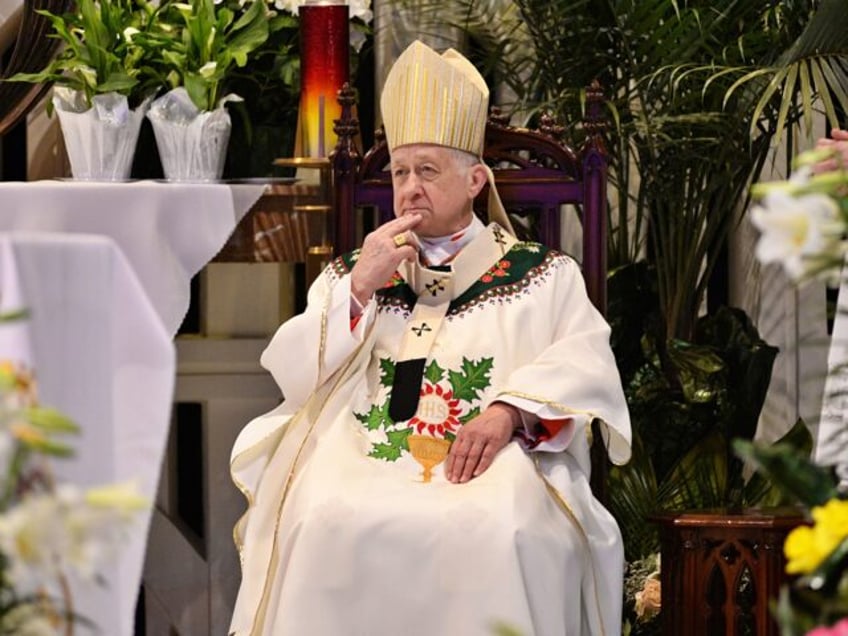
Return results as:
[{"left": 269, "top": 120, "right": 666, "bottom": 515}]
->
[{"left": 425, "top": 278, "right": 446, "bottom": 296}]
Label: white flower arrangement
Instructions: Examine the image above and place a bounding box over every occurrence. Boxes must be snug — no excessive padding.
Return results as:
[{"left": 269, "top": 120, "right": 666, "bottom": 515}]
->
[
  {"left": 0, "top": 357, "right": 146, "bottom": 633},
  {"left": 750, "top": 149, "right": 848, "bottom": 282}
]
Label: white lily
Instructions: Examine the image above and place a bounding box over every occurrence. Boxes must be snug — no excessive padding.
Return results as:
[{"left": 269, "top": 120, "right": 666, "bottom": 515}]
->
[
  {"left": 199, "top": 61, "right": 218, "bottom": 79},
  {"left": 273, "top": 0, "right": 301, "bottom": 14},
  {"left": 122, "top": 26, "right": 140, "bottom": 42},
  {"left": 0, "top": 483, "right": 145, "bottom": 596},
  {"left": 750, "top": 189, "right": 845, "bottom": 280}
]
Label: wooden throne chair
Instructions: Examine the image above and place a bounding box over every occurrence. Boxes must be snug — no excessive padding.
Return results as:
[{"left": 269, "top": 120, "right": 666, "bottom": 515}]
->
[{"left": 329, "top": 81, "right": 611, "bottom": 498}]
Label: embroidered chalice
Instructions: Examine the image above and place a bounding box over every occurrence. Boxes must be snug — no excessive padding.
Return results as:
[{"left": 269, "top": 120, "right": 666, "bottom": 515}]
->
[{"left": 407, "top": 435, "right": 451, "bottom": 483}]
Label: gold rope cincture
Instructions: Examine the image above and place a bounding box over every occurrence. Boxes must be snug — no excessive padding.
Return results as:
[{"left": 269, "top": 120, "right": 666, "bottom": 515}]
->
[
  {"left": 242, "top": 320, "right": 378, "bottom": 636},
  {"left": 230, "top": 274, "right": 339, "bottom": 561}
]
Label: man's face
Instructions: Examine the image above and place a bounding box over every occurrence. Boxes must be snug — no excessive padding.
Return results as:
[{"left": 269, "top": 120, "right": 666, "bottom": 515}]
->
[{"left": 390, "top": 144, "right": 483, "bottom": 238}]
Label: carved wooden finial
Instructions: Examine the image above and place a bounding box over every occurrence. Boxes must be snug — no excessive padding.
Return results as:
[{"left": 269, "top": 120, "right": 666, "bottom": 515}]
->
[
  {"left": 539, "top": 113, "right": 564, "bottom": 142},
  {"left": 333, "top": 82, "right": 359, "bottom": 144},
  {"left": 488, "top": 106, "right": 510, "bottom": 128},
  {"left": 584, "top": 79, "right": 607, "bottom": 139}
]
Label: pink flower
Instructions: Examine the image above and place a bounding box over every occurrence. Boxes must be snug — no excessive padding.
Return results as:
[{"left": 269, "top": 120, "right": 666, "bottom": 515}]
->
[
  {"left": 635, "top": 577, "right": 661, "bottom": 622},
  {"left": 806, "top": 618, "right": 848, "bottom": 636}
]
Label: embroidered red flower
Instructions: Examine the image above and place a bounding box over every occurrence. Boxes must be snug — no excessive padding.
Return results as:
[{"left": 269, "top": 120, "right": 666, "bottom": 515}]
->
[
  {"left": 481, "top": 259, "right": 511, "bottom": 283},
  {"left": 382, "top": 271, "right": 404, "bottom": 288},
  {"left": 408, "top": 382, "right": 462, "bottom": 437}
]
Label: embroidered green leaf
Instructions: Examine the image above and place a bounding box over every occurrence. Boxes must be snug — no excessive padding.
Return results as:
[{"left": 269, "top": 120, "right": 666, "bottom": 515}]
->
[
  {"left": 368, "top": 427, "right": 412, "bottom": 461},
  {"left": 444, "top": 431, "right": 457, "bottom": 443},
  {"left": 448, "top": 357, "right": 494, "bottom": 403},
  {"left": 379, "top": 358, "right": 395, "bottom": 387},
  {"left": 424, "top": 360, "right": 444, "bottom": 384},
  {"left": 459, "top": 406, "right": 480, "bottom": 425},
  {"left": 354, "top": 401, "right": 390, "bottom": 431}
]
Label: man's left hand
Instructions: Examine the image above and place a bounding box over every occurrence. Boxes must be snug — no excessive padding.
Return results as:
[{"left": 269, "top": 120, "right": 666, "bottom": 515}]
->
[{"left": 445, "top": 402, "right": 520, "bottom": 483}]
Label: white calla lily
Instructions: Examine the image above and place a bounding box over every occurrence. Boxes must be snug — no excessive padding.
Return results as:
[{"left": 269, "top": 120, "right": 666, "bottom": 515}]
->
[{"left": 750, "top": 190, "right": 844, "bottom": 280}]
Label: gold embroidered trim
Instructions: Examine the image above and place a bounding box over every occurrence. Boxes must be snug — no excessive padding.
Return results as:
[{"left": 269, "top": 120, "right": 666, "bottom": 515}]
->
[
  {"left": 318, "top": 278, "right": 332, "bottom": 383},
  {"left": 230, "top": 410, "right": 302, "bottom": 562},
  {"left": 533, "top": 456, "right": 607, "bottom": 636},
  {"left": 495, "top": 390, "right": 596, "bottom": 419}
]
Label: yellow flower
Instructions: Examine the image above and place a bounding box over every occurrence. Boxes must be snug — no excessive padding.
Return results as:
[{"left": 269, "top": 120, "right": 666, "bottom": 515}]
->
[
  {"left": 785, "top": 499, "right": 848, "bottom": 574},
  {"left": 812, "top": 498, "right": 848, "bottom": 538},
  {"left": 9, "top": 422, "right": 47, "bottom": 447},
  {"left": 84, "top": 482, "right": 148, "bottom": 513}
]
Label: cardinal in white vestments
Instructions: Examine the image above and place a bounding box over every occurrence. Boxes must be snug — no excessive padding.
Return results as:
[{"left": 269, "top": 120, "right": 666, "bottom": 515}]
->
[{"left": 229, "top": 40, "right": 632, "bottom": 636}]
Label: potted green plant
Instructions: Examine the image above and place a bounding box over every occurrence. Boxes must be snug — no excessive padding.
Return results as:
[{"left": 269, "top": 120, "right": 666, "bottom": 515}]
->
[
  {"left": 144, "top": 0, "right": 269, "bottom": 181},
  {"left": 4, "top": 0, "right": 165, "bottom": 180}
]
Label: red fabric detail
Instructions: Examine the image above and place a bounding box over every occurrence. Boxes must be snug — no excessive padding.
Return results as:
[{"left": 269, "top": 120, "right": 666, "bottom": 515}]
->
[
  {"left": 539, "top": 418, "right": 567, "bottom": 439},
  {"left": 515, "top": 417, "right": 572, "bottom": 449},
  {"left": 349, "top": 315, "right": 362, "bottom": 331}
]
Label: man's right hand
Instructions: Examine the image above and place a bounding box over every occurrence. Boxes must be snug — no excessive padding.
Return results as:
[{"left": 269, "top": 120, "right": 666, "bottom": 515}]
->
[
  {"left": 814, "top": 128, "right": 848, "bottom": 174},
  {"left": 350, "top": 214, "right": 421, "bottom": 305}
]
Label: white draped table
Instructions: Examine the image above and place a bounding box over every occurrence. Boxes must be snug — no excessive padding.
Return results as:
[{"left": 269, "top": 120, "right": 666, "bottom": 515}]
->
[{"left": 0, "top": 180, "right": 264, "bottom": 635}]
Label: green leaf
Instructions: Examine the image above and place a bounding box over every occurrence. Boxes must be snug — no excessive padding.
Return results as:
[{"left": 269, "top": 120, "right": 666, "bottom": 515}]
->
[
  {"left": 184, "top": 71, "right": 210, "bottom": 110},
  {"left": 368, "top": 428, "right": 412, "bottom": 462},
  {"left": 379, "top": 358, "right": 395, "bottom": 387},
  {"left": 459, "top": 406, "right": 480, "bottom": 425},
  {"left": 24, "top": 438, "right": 76, "bottom": 457},
  {"left": 424, "top": 360, "right": 444, "bottom": 384},
  {"left": 741, "top": 418, "right": 813, "bottom": 506},
  {"left": 21, "top": 407, "right": 79, "bottom": 434},
  {"left": 607, "top": 430, "right": 661, "bottom": 561},
  {"left": 733, "top": 433, "right": 838, "bottom": 508},
  {"left": 657, "top": 431, "right": 729, "bottom": 510},
  {"left": 448, "top": 357, "right": 493, "bottom": 403},
  {"left": 353, "top": 402, "right": 390, "bottom": 432}
]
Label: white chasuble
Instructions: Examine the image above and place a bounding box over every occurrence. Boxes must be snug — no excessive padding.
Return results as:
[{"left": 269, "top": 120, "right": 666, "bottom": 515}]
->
[{"left": 229, "top": 223, "right": 632, "bottom": 636}]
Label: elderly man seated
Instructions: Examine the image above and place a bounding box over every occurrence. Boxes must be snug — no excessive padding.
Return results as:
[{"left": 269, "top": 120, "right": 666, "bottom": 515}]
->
[{"left": 229, "top": 40, "right": 632, "bottom": 636}]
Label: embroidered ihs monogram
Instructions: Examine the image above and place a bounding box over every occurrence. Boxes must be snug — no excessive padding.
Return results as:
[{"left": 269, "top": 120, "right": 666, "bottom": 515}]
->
[{"left": 353, "top": 356, "right": 494, "bottom": 462}]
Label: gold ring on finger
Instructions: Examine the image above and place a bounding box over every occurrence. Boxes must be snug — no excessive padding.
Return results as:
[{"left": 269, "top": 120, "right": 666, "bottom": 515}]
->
[{"left": 393, "top": 233, "right": 408, "bottom": 248}]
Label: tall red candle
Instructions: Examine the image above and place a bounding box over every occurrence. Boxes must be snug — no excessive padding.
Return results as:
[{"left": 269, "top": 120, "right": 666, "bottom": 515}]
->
[{"left": 299, "top": 0, "right": 350, "bottom": 157}]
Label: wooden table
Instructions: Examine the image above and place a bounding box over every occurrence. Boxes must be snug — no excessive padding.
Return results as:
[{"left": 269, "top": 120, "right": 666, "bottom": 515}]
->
[
  {"left": 653, "top": 508, "right": 807, "bottom": 636},
  {"left": 213, "top": 166, "right": 336, "bottom": 283}
]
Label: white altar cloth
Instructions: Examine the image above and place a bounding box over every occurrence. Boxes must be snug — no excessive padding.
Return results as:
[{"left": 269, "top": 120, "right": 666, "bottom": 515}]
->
[
  {"left": 0, "top": 180, "right": 264, "bottom": 333},
  {"left": 0, "top": 181, "right": 264, "bottom": 635}
]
